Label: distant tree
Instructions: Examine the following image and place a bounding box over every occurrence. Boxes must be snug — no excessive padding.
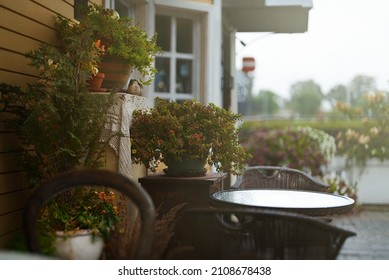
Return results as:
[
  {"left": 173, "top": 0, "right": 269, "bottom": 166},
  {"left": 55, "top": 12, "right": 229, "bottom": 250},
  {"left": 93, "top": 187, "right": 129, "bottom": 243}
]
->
[
  {"left": 326, "top": 84, "right": 348, "bottom": 107},
  {"left": 325, "top": 75, "right": 378, "bottom": 115},
  {"left": 288, "top": 80, "right": 323, "bottom": 118},
  {"left": 252, "top": 90, "right": 281, "bottom": 116},
  {"left": 348, "top": 75, "right": 377, "bottom": 106}
]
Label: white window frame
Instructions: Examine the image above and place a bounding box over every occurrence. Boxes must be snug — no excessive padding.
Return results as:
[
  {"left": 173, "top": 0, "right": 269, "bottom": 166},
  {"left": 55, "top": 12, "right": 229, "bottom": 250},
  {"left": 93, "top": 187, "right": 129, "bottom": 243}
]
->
[
  {"left": 105, "top": 0, "right": 222, "bottom": 107},
  {"left": 105, "top": 0, "right": 134, "bottom": 17},
  {"left": 152, "top": 11, "right": 200, "bottom": 102}
]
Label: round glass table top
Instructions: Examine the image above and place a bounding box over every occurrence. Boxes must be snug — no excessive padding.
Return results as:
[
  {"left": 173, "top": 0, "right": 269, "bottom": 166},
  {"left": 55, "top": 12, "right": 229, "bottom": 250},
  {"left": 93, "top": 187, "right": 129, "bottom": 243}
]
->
[{"left": 211, "top": 189, "right": 355, "bottom": 214}]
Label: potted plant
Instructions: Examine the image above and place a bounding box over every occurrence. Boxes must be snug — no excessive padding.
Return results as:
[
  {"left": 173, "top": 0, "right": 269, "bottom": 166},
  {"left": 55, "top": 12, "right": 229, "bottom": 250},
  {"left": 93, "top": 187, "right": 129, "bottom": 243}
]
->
[
  {"left": 37, "top": 188, "right": 120, "bottom": 259},
  {"left": 0, "top": 14, "right": 115, "bottom": 187},
  {"left": 77, "top": 3, "right": 161, "bottom": 89},
  {"left": 0, "top": 8, "right": 121, "bottom": 257},
  {"left": 130, "top": 98, "right": 251, "bottom": 176}
]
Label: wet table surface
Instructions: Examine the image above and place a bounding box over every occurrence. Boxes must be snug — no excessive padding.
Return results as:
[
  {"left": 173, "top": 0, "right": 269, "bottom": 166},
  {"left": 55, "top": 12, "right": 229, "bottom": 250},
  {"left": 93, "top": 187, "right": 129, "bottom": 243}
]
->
[{"left": 210, "top": 189, "right": 355, "bottom": 216}]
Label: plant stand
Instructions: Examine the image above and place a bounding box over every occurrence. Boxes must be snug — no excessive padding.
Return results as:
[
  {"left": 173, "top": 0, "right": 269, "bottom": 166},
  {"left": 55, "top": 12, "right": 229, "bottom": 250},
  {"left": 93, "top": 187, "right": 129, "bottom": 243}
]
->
[
  {"left": 138, "top": 172, "right": 227, "bottom": 217},
  {"left": 99, "top": 93, "right": 151, "bottom": 179}
]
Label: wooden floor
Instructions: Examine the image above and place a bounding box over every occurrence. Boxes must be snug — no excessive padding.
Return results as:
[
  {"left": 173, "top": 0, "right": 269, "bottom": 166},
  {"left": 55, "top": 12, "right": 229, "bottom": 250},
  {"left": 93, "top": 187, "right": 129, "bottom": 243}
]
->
[{"left": 332, "top": 205, "right": 389, "bottom": 259}]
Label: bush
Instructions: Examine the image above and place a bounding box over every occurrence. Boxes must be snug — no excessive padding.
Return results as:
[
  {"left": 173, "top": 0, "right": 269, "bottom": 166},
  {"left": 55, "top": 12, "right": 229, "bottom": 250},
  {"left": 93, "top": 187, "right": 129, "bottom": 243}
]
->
[
  {"left": 243, "top": 126, "right": 336, "bottom": 176},
  {"left": 336, "top": 92, "right": 389, "bottom": 171}
]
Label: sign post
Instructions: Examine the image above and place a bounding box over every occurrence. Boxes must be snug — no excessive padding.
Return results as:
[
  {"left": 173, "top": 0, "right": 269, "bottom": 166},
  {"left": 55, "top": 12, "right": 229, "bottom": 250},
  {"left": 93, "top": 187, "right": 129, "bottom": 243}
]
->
[{"left": 242, "top": 57, "right": 255, "bottom": 72}]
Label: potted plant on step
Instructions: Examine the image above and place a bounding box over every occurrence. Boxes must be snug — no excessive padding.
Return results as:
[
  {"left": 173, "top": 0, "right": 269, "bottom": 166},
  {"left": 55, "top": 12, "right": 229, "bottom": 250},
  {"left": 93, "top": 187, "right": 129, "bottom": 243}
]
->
[{"left": 130, "top": 98, "right": 251, "bottom": 176}]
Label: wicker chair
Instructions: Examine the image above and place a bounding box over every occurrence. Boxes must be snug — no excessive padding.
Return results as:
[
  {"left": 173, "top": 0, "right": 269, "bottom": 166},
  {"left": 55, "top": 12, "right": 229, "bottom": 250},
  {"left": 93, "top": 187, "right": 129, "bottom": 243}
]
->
[
  {"left": 163, "top": 208, "right": 356, "bottom": 260},
  {"left": 24, "top": 169, "right": 155, "bottom": 259},
  {"left": 232, "top": 165, "right": 329, "bottom": 192}
]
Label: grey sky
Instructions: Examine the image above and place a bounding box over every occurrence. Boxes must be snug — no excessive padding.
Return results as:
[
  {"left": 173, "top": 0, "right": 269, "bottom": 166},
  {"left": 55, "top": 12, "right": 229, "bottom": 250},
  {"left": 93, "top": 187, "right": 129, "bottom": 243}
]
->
[{"left": 236, "top": 0, "right": 389, "bottom": 98}]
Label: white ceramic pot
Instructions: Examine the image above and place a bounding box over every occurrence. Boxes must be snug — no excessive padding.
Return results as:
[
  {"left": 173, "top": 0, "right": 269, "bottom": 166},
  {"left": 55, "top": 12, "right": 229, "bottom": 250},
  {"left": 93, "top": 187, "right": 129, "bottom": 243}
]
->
[{"left": 54, "top": 229, "right": 104, "bottom": 260}]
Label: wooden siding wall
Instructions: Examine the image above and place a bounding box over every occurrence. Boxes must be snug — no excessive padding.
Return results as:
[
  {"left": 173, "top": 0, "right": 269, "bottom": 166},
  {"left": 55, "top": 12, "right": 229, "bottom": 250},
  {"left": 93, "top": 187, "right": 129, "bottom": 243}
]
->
[{"left": 0, "top": 0, "right": 102, "bottom": 248}]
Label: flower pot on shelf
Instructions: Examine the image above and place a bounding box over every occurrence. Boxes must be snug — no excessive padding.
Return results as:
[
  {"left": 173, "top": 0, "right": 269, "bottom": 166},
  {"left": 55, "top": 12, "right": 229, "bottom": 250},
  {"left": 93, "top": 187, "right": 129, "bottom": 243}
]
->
[
  {"left": 100, "top": 55, "right": 132, "bottom": 90},
  {"left": 130, "top": 98, "right": 251, "bottom": 176},
  {"left": 88, "top": 72, "right": 107, "bottom": 92},
  {"left": 54, "top": 229, "right": 104, "bottom": 260},
  {"left": 164, "top": 157, "right": 207, "bottom": 177}
]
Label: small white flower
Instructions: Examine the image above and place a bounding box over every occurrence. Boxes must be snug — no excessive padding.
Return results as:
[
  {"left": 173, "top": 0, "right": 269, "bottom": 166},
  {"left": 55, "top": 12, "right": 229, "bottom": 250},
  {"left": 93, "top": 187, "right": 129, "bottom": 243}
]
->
[
  {"left": 92, "top": 67, "right": 99, "bottom": 76},
  {"left": 370, "top": 127, "right": 379, "bottom": 136},
  {"left": 358, "top": 134, "right": 370, "bottom": 145}
]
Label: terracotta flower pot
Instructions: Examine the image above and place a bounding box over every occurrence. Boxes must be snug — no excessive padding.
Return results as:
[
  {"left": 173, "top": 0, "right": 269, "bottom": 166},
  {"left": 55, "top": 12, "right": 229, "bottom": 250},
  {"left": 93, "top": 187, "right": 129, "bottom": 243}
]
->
[
  {"left": 99, "top": 55, "right": 132, "bottom": 90},
  {"left": 88, "top": 72, "right": 106, "bottom": 92}
]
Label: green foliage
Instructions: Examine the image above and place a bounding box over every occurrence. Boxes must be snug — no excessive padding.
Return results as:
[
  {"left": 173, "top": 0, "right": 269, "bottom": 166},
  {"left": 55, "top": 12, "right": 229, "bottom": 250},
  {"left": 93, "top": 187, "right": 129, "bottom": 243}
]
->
[
  {"left": 325, "top": 75, "right": 378, "bottom": 113},
  {"left": 243, "top": 126, "right": 336, "bottom": 176},
  {"left": 321, "top": 174, "right": 358, "bottom": 199},
  {"left": 326, "top": 84, "right": 348, "bottom": 107},
  {"left": 252, "top": 90, "right": 281, "bottom": 115},
  {"left": 0, "top": 83, "right": 113, "bottom": 188},
  {"left": 348, "top": 75, "right": 377, "bottom": 107},
  {"left": 130, "top": 98, "right": 251, "bottom": 175},
  {"left": 288, "top": 80, "right": 323, "bottom": 117},
  {"left": 240, "top": 119, "right": 362, "bottom": 141},
  {"left": 336, "top": 92, "right": 389, "bottom": 171},
  {"left": 39, "top": 189, "right": 120, "bottom": 241},
  {"left": 79, "top": 4, "right": 162, "bottom": 84},
  {"left": 0, "top": 8, "right": 116, "bottom": 187}
]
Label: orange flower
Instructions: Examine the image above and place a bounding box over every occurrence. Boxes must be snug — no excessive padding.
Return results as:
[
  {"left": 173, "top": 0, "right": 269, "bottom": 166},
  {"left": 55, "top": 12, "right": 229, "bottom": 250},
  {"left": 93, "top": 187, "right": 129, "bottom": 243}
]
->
[
  {"left": 193, "top": 133, "right": 200, "bottom": 140},
  {"left": 95, "top": 39, "right": 101, "bottom": 49}
]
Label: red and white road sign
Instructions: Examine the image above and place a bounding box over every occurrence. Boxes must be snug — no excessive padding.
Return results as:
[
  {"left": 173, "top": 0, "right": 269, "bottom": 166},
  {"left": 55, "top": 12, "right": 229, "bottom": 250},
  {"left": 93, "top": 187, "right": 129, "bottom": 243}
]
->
[{"left": 242, "top": 57, "right": 255, "bottom": 72}]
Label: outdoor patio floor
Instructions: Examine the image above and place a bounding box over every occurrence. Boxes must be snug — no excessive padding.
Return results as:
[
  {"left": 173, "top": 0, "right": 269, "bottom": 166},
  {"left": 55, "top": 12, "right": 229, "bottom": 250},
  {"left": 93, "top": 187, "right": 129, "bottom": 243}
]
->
[{"left": 332, "top": 205, "right": 389, "bottom": 260}]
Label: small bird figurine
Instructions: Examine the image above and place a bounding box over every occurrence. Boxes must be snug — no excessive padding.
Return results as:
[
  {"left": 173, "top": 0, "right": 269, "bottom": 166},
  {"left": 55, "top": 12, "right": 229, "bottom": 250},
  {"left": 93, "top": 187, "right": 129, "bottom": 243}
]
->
[{"left": 127, "top": 79, "right": 143, "bottom": 96}]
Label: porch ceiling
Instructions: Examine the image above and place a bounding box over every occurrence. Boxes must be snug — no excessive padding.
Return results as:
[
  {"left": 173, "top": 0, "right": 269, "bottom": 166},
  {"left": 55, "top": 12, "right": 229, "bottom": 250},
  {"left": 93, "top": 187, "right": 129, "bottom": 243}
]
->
[{"left": 223, "top": 0, "right": 313, "bottom": 33}]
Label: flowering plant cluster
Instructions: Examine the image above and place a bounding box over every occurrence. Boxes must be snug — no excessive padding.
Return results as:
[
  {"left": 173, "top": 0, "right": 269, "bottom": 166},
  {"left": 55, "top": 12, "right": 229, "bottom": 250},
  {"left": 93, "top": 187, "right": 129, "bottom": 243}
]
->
[
  {"left": 0, "top": 17, "right": 115, "bottom": 188},
  {"left": 27, "top": 15, "right": 106, "bottom": 94},
  {"left": 79, "top": 4, "right": 161, "bottom": 84},
  {"left": 130, "top": 98, "right": 251, "bottom": 175},
  {"left": 336, "top": 92, "right": 389, "bottom": 170},
  {"left": 244, "top": 126, "right": 336, "bottom": 176},
  {"left": 320, "top": 174, "right": 358, "bottom": 200},
  {"left": 39, "top": 189, "right": 120, "bottom": 240}
]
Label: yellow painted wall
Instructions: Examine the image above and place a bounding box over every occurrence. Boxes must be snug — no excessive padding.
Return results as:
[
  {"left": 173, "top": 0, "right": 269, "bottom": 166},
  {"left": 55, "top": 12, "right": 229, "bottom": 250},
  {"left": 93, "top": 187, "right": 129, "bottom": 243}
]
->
[{"left": 0, "top": 0, "right": 104, "bottom": 248}]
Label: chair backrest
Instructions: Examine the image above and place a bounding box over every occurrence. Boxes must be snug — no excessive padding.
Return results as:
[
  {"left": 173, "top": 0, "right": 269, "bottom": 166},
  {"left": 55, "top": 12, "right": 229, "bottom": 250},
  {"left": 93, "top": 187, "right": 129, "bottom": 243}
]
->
[
  {"left": 163, "top": 208, "right": 355, "bottom": 260},
  {"left": 233, "top": 165, "right": 329, "bottom": 192},
  {"left": 24, "top": 169, "right": 155, "bottom": 259}
]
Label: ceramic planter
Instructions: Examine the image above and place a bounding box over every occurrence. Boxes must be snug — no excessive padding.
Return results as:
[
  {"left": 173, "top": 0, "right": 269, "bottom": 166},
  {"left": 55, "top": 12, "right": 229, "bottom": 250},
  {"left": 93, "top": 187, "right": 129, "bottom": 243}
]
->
[
  {"left": 54, "top": 229, "right": 104, "bottom": 260},
  {"left": 163, "top": 157, "right": 207, "bottom": 177}
]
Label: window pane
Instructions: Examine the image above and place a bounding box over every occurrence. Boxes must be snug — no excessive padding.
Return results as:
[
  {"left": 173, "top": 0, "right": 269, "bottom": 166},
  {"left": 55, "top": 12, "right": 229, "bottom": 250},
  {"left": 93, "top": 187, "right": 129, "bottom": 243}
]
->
[
  {"left": 115, "top": 1, "right": 132, "bottom": 17},
  {"left": 156, "top": 15, "right": 171, "bottom": 51},
  {"left": 176, "top": 18, "right": 193, "bottom": 53},
  {"left": 155, "top": 57, "right": 170, "bottom": 92},
  {"left": 176, "top": 59, "right": 192, "bottom": 94}
]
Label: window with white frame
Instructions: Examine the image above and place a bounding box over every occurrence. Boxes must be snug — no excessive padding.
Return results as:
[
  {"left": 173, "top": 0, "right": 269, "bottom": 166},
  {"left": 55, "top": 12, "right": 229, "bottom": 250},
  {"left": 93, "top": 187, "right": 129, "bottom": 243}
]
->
[
  {"left": 153, "top": 14, "right": 199, "bottom": 102},
  {"left": 105, "top": 0, "right": 133, "bottom": 18}
]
